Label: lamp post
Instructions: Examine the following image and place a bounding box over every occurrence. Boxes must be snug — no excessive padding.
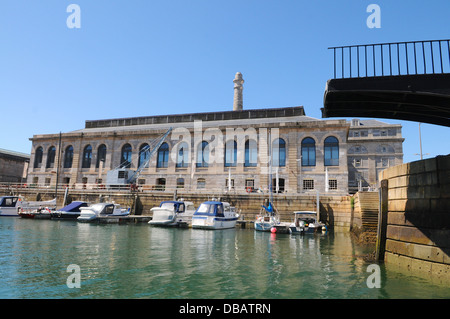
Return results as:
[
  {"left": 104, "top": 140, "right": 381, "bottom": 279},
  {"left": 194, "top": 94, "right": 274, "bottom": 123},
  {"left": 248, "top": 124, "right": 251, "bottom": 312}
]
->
[{"left": 414, "top": 123, "right": 429, "bottom": 160}]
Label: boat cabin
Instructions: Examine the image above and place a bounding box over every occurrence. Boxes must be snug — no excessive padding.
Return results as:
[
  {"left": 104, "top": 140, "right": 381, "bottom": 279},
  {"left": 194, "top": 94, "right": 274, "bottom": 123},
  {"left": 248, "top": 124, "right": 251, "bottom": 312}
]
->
[
  {"left": 88, "top": 203, "right": 117, "bottom": 215},
  {"left": 293, "top": 211, "right": 318, "bottom": 227},
  {"left": 194, "top": 201, "right": 225, "bottom": 217},
  {"left": 0, "top": 196, "right": 20, "bottom": 208},
  {"left": 159, "top": 201, "right": 195, "bottom": 214},
  {"left": 0, "top": 196, "right": 22, "bottom": 216},
  {"left": 194, "top": 201, "right": 235, "bottom": 216}
]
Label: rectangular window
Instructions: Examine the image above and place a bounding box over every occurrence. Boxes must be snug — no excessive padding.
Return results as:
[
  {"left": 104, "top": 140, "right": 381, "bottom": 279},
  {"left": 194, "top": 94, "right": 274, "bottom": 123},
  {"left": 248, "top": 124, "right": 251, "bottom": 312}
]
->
[
  {"left": 176, "top": 178, "right": 185, "bottom": 189},
  {"left": 303, "top": 179, "right": 314, "bottom": 190},
  {"left": 245, "top": 179, "right": 254, "bottom": 188},
  {"left": 197, "top": 178, "right": 206, "bottom": 189},
  {"left": 329, "top": 179, "right": 337, "bottom": 190},
  {"left": 225, "top": 179, "right": 234, "bottom": 188},
  {"left": 388, "top": 129, "right": 397, "bottom": 136},
  {"left": 118, "top": 170, "right": 128, "bottom": 179}
]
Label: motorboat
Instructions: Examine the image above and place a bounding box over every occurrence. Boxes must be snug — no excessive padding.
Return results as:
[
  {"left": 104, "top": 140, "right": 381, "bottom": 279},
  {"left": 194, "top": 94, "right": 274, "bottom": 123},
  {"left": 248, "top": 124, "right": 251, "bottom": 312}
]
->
[
  {"left": 289, "top": 211, "right": 327, "bottom": 234},
  {"left": 254, "top": 201, "right": 280, "bottom": 232},
  {"left": 0, "top": 196, "right": 56, "bottom": 217},
  {"left": 191, "top": 201, "right": 239, "bottom": 230},
  {"left": 0, "top": 196, "right": 22, "bottom": 216},
  {"left": 77, "top": 202, "right": 130, "bottom": 222},
  {"left": 148, "top": 200, "right": 196, "bottom": 227},
  {"left": 51, "top": 201, "right": 89, "bottom": 220},
  {"left": 19, "top": 206, "right": 52, "bottom": 219}
]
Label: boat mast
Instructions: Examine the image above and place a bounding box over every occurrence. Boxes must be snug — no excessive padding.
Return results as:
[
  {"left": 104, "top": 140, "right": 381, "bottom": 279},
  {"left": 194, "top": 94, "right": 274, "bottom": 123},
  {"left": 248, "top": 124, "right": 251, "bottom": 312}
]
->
[{"left": 269, "top": 131, "right": 273, "bottom": 207}]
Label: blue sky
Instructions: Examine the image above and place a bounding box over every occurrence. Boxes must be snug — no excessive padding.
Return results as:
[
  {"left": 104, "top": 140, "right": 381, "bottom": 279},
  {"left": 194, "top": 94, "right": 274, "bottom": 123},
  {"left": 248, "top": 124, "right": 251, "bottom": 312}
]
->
[{"left": 0, "top": 0, "right": 449, "bottom": 163}]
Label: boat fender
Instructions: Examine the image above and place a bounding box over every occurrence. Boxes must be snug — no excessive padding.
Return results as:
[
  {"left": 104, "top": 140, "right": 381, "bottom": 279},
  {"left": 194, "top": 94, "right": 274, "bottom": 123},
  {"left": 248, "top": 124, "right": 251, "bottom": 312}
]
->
[{"left": 271, "top": 227, "right": 277, "bottom": 233}]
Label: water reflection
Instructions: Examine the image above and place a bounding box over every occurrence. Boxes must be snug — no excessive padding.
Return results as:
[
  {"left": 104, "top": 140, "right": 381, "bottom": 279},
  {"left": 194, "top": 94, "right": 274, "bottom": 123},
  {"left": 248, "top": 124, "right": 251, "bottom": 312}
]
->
[{"left": 0, "top": 218, "right": 449, "bottom": 299}]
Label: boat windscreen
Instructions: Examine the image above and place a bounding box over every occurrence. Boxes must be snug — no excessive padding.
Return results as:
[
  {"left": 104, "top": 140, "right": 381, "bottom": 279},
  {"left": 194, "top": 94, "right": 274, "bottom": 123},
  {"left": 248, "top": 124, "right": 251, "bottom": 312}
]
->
[
  {"left": 160, "top": 202, "right": 176, "bottom": 210},
  {"left": 197, "top": 203, "right": 212, "bottom": 214},
  {"left": 90, "top": 204, "right": 104, "bottom": 212}
]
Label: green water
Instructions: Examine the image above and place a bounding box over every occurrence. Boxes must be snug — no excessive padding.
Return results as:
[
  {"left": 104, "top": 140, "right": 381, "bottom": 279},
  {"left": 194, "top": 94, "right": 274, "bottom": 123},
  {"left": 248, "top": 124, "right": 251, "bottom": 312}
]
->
[{"left": 0, "top": 217, "right": 448, "bottom": 299}]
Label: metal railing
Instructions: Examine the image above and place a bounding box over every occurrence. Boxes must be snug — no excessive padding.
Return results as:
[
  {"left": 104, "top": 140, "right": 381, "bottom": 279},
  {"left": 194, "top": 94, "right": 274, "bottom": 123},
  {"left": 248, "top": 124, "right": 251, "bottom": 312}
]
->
[{"left": 329, "top": 39, "right": 450, "bottom": 79}]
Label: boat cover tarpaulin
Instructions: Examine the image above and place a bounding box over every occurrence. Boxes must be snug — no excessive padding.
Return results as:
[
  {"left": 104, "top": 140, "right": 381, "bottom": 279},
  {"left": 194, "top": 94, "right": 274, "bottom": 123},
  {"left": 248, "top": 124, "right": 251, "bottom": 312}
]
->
[{"left": 60, "top": 201, "right": 88, "bottom": 212}]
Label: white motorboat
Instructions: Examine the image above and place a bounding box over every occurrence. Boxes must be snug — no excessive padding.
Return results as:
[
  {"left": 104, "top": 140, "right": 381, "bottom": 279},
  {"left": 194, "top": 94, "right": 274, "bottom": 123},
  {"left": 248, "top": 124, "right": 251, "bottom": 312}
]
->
[
  {"left": 77, "top": 202, "right": 130, "bottom": 222},
  {"left": 191, "top": 201, "right": 239, "bottom": 230},
  {"left": 289, "top": 211, "right": 327, "bottom": 234},
  {"left": 0, "top": 196, "right": 56, "bottom": 217},
  {"left": 148, "top": 200, "right": 196, "bottom": 227}
]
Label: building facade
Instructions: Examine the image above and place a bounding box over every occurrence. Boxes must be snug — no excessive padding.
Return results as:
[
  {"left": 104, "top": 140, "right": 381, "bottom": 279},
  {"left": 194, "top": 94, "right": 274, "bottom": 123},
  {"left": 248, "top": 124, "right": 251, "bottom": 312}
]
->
[
  {"left": 347, "top": 119, "right": 404, "bottom": 193},
  {"left": 0, "top": 148, "right": 29, "bottom": 184},
  {"left": 26, "top": 73, "right": 403, "bottom": 195}
]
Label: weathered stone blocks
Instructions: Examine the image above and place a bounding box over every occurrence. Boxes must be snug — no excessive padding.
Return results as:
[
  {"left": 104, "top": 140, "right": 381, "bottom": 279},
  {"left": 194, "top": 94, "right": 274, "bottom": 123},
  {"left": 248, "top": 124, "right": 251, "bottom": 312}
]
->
[{"left": 381, "top": 154, "right": 450, "bottom": 284}]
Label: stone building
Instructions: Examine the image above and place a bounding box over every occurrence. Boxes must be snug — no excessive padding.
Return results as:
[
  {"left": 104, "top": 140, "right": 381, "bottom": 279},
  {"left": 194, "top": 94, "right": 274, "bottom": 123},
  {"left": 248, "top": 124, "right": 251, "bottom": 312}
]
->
[
  {"left": 347, "top": 119, "right": 404, "bottom": 193},
  {"left": 0, "top": 148, "right": 30, "bottom": 183},
  {"left": 26, "top": 73, "right": 403, "bottom": 195}
]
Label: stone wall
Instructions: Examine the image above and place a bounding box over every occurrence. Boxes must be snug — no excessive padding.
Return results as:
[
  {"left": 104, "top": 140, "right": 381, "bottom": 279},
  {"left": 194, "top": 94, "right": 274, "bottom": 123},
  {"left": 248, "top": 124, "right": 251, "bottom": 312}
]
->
[
  {"left": 379, "top": 154, "right": 450, "bottom": 285},
  {"left": 351, "top": 191, "right": 379, "bottom": 243}
]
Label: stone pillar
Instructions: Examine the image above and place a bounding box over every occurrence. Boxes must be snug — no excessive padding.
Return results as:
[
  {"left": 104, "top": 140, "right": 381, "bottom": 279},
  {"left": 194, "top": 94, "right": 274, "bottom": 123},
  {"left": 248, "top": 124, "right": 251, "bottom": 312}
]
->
[{"left": 233, "top": 72, "right": 244, "bottom": 111}]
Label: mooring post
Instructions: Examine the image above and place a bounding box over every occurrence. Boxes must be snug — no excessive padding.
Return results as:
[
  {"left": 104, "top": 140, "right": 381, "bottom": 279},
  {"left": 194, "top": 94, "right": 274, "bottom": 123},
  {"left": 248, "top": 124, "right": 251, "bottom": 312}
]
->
[{"left": 376, "top": 179, "right": 388, "bottom": 261}]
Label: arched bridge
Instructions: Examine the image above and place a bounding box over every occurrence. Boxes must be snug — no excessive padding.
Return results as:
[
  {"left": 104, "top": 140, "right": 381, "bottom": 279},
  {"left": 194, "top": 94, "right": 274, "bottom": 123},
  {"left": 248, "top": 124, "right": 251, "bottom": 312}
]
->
[{"left": 322, "top": 39, "right": 450, "bottom": 127}]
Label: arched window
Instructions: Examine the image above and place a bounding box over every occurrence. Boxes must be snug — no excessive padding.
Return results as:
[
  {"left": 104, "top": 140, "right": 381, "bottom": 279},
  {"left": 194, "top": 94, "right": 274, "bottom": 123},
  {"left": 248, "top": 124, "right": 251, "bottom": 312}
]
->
[
  {"left": 34, "top": 147, "right": 43, "bottom": 169},
  {"left": 82, "top": 145, "right": 92, "bottom": 168},
  {"left": 224, "top": 140, "right": 237, "bottom": 167},
  {"left": 64, "top": 145, "right": 74, "bottom": 168},
  {"left": 272, "top": 138, "right": 286, "bottom": 167},
  {"left": 46, "top": 146, "right": 56, "bottom": 169},
  {"left": 176, "top": 142, "right": 189, "bottom": 168},
  {"left": 245, "top": 139, "right": 257, "bottom": 167},
  {"left": 157, "top": 142, "right": 169, "bottom": 168},
  {"left": 196, "top": 141, "right": 209, "bottom": 168},
  {"left": 138, "top": 143, "right": 150, "bottom": 168},
  {"left": 96, "top": 144, "right": 107, "bottom": 168},
  {"left": 120, "top": 144, "right": 132, "bottom": 168},
  {"left": 301, "top": 137, "right": 316, "bottom": 166},
  {"left": 324, "top": 136, "right": 339, "bottom": 166}
]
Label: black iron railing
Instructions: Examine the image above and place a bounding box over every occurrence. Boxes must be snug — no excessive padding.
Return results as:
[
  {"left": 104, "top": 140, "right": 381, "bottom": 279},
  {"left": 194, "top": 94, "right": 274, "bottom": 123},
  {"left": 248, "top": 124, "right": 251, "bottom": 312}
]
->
[{"left": 329, "top": 39, "right": 450, "bottom": 79}]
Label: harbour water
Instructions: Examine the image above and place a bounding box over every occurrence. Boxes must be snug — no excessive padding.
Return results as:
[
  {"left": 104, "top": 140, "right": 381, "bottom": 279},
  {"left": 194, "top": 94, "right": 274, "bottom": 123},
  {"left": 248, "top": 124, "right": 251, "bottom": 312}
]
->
[{"left": 0, "top": 217, "right": 449, "bottom": 299}]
